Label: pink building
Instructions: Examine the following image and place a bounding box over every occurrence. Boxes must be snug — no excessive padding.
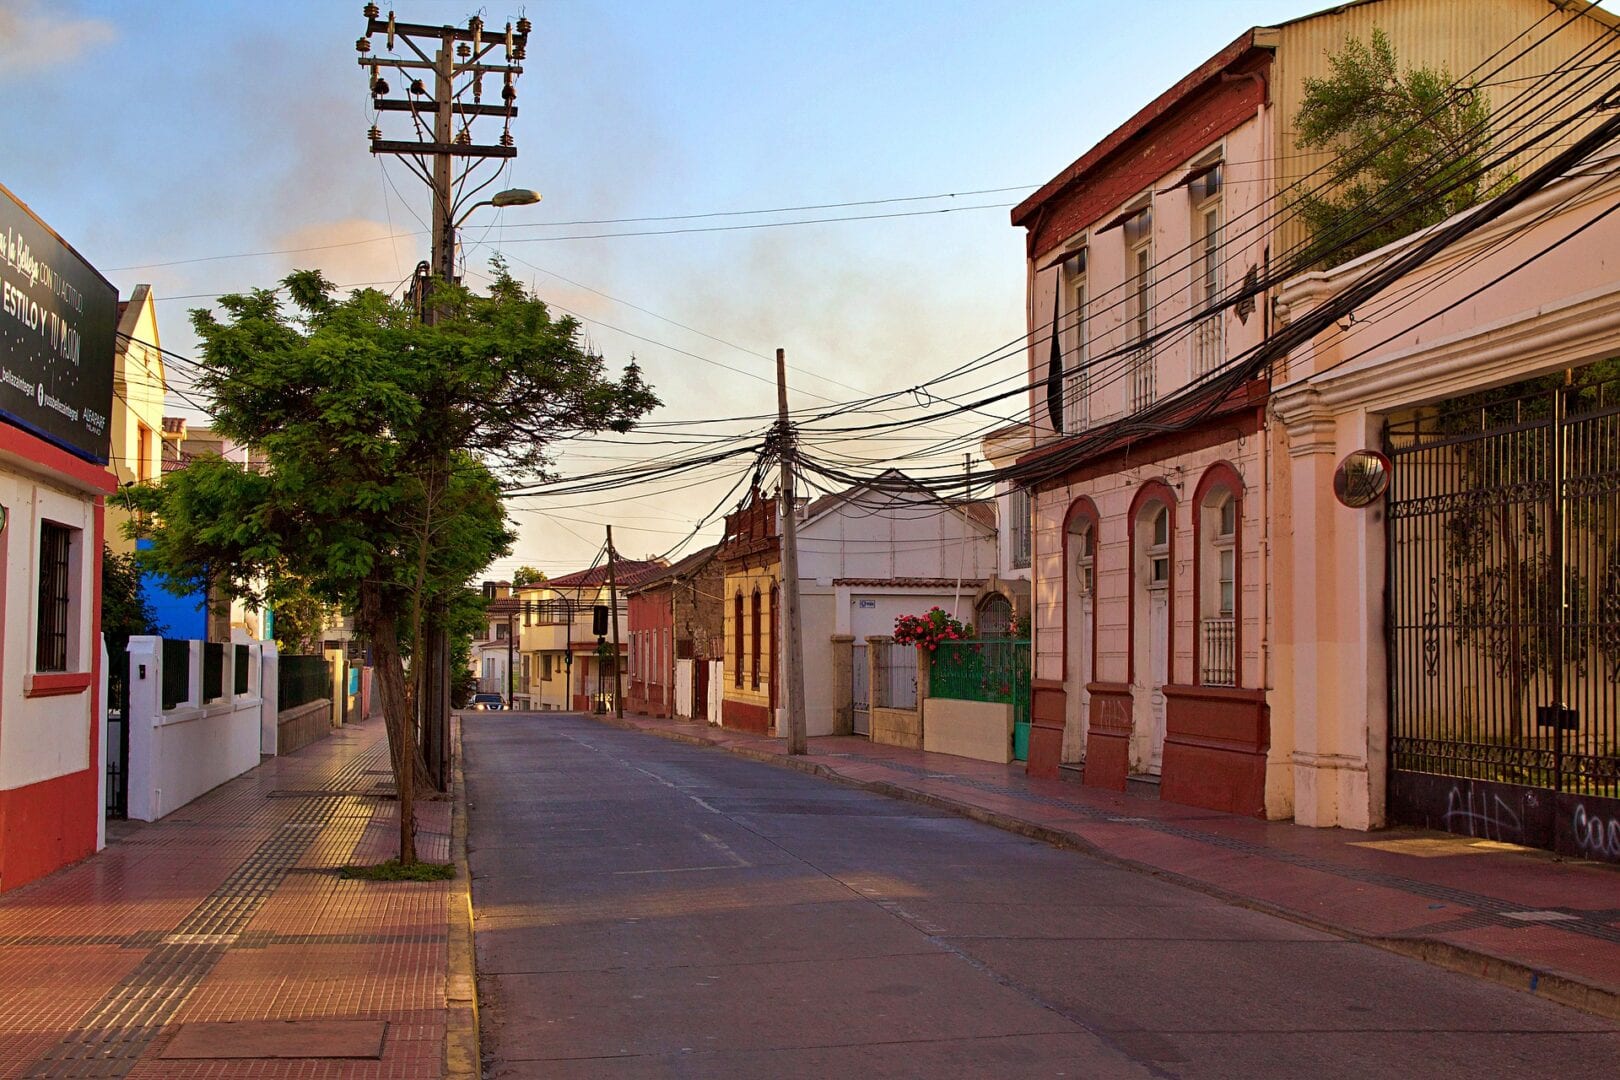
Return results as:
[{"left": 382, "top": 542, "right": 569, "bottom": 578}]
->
[{"left": 1007, "top": 0, "right": 1619, "bottom": 840}]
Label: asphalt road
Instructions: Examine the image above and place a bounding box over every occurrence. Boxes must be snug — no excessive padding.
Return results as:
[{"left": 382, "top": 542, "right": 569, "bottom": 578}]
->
[{"left": 464, "top": 713, "right": 1620, "bottom": 1079}]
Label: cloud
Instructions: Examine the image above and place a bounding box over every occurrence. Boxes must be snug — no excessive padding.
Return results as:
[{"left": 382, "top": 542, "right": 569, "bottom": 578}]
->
[{"left": 0, "top": 0, "right": 115, "bottom": 79}]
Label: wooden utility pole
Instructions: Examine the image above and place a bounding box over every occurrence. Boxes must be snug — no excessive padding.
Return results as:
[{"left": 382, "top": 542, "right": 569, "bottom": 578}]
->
[
  {"left": 775, "top": 349, "right": 809, "bottom": 756},
  {"left": 359, "top": 8, "right": 526, "bottom": 789},
  {"left": 606, "top": 526, "right": 625, "bottom": 719}
]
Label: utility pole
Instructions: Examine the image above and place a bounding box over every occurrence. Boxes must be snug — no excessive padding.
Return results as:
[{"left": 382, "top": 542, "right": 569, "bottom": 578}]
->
[
  {"left": 359, "top": 6, "right": 526, "bottom": 790},
  {"left": 507, "top": 608, "right": 516, "bottom": 709},
  {"left": 775, "top": 348, "right": 809, "bottom": 756},
  {"left": 606, "top": 526, "right": 624, "bottom": 719}
]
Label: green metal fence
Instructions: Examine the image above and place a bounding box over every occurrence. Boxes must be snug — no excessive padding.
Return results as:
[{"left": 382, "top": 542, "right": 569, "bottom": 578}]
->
[
  {"left": 929, "top": 640, "right": 1032, "bottom": 760},
  {"left": 279, "top": 654, "right": 331, "bottom": 710}
]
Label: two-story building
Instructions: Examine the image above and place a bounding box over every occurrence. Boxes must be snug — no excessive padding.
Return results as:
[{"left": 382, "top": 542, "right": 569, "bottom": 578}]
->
[
  {"left": 513, "top": 559, "right": 663, "bottom": 712},
  {"left": 0, "top": 182, "right": 119, "bottom": 891},
  {"left": 1008, "top": 0, "right": 1617, "bottom": 820},
  {"left": 107, "top": 286, "right": 165, "bottom": 555}
]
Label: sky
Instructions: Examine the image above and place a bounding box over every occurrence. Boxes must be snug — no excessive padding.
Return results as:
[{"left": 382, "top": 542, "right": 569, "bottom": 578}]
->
[{"left": 1, "top": 0, "right": 1557, "bottom": 579}]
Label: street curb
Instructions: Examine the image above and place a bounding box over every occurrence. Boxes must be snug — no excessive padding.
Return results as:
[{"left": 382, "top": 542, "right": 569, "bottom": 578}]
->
[
  {"left": 445, "top": 715, "right": 481, "bottom": 1079},
  {"left": 587, "top": 713, "right": 1620, "bottom": 1024}
]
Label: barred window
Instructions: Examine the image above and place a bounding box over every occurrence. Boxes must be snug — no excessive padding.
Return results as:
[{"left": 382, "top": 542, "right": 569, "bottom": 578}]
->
[{"left": 36, "top": 522, "right": 74, "bottom": 673}]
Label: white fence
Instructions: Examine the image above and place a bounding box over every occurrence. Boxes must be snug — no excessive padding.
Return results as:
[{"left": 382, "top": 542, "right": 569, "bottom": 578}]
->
[
  {"left": 707, "top": 660, "right": 724, "bottom": 725},
  {"left": 675, "top": 659, "right": 694, "bottom": 719},
  {"left": 125, "top": 635, "right": 274, "bottom": 822}
]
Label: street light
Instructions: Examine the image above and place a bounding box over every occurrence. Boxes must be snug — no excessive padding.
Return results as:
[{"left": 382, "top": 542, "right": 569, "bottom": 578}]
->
[{"left": 454, "top": 187, "right": 542, "bottom": 227}]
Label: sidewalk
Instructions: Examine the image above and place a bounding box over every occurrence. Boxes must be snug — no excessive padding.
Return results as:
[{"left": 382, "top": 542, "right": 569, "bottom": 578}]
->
[
  {"left": 0, "top": 714, "right": 459, "bottom": 1080},
  {"left": 594, "top": 711, "right": 1620, "bottom": 1021}
]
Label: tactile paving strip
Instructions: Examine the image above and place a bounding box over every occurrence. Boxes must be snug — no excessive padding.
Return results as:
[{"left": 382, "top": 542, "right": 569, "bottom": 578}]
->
[{"left": 22, "top": 791, "right": 368, "bottom": 1078}]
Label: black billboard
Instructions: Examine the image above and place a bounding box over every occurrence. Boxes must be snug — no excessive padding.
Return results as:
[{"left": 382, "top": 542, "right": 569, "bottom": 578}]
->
[{"left": 0, "top": 183, "right": 116, "bottom": 465}]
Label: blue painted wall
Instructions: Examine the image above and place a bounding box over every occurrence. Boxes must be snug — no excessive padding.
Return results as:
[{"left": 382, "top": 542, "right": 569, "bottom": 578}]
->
[{"left": 136, "top": 538, "right": 207, "bottom": 641}]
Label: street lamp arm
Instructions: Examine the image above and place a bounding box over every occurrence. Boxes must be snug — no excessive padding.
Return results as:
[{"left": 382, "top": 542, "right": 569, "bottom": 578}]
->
[{"left": 454, "top": 187, "right": 542, "bottom": 228}]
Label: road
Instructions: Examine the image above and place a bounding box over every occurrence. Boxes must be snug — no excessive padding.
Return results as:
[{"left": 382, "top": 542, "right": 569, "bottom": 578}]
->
[{"left": 464, "top": 713, "right": 1619, "bottom": 1079}]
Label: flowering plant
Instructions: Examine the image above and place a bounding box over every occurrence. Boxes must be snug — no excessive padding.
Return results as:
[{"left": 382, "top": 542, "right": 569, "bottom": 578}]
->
[{"left": 892, "top": 607, "right": 972, "bottom": 652}]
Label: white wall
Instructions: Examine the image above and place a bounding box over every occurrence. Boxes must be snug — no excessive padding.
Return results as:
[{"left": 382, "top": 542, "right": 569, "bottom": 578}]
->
[
  {"left": 125, "top": 636, "right": 266, "bottom": 822},
  {"left": 0, "top": 466, "right": 97, "bottom": 792},
  {"left": 797, "top": 487, "right": 995, "bottom": 584}
]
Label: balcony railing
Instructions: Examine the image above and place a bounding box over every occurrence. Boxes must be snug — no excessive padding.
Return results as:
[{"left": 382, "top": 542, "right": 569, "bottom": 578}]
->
[
  {"left": 1201, "top": 616, "right": 1236, "bottom": 687},
  {"left": 1130, "top": 345, "right": 1156, "bottom": 412},
  {"left": 1193, "top": 314, "right": 1223, "bottom": 378}
]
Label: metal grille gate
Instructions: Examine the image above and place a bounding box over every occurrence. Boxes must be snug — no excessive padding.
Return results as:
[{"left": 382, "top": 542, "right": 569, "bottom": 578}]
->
[
  {"left": 851, "top": 642, "right": 869, "bottom": 736},
  {"left": 1386, "top": 376, "right": 1620, "bottom": 862},
  {"left": 105, "top": 650, "right": 130, "bottom": 818}
]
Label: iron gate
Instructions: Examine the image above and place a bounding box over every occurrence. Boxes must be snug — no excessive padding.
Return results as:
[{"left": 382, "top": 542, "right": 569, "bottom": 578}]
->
[
  {"left": 1385, "top": 374, "right": 1620, "bottom": 862},
  {"left": 851, "top": 642, "right": 869, "bottom": 736},
  {"left": 105, "top": 648, "right": 130, "bottom": 818}
]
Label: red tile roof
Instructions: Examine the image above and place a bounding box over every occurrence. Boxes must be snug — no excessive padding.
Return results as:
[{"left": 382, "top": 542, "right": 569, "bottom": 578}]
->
[
  {"left": 546, "top": 558, "right": 666, "bottom": 591},
  {"left": 832, "top": 578, "right": 984, "bottom": 589}
]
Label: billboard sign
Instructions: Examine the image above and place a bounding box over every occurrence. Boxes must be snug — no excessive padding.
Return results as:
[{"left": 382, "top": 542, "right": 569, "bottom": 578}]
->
[{"left": 0, "top": 183, "right": 116, "bottom": 465}]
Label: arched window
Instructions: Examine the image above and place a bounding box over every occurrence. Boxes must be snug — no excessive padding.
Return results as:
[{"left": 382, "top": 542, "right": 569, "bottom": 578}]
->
[
  {"left": 733, "top": 592, "right": 744, "bottom": 687},
  {"left": 976, "top": 593, "right": 1013, "bottom": 637},
  {"left": 1073, "top": 521, "right": 1095, "bottom": 598},
  {"left": 1195, "top": 464, "right": 1243, "bottom": 687},
  {"left": 1148, "top": 505, "right": 1171, "bottom": 588},
  {"left": 751, "top": 588, "right": 762, "bottom": 690}
]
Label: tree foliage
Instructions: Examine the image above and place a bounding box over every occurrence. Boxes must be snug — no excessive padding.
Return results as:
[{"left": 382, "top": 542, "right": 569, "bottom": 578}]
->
[
  {"left": 134, "top": 263, "right": 658, "bottom": 860},
  {"left": 511, "top": 565, "right": 547, "bottom": 588},
  {"left": 1294, "top": 29, "right": 1508, "bottom": 265},
  {"left": 101, "top": 545, "right": 164, "bottom": 656}
]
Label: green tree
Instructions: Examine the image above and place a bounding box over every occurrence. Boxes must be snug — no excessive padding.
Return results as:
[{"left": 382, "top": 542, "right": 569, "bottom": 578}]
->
[
  {"left": 135, "top": 264, "right": 657, "bottom": 861},
  {"left": 101, "top": 545, "right": 165, "bottom": 657},
  {"left": 511, "top": 565, "right": 547, "bottom": 588},
  {"left": 267, "top": 579, "right": 328, "bottom": 655},
  {"left": 1294, "top": 29, "right": 1508, "bottom": 265}
]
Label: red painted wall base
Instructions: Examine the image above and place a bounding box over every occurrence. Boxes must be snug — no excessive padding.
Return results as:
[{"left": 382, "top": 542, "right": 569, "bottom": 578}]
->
[
  {"left": 0, "top": 767, "right": 98, "bottom": 893},
  {"left": 1025, "top": 681, "right": 1065, "bottom": 779},
  {"left": 1161, "top": 685, "right": 1269, "bottom": 817},
  {"left": 722, "top": 698, "right": 770, "bottom": 734},
  {"left": 1084, "top": 684, "right": 1134, "bottom": 792}
]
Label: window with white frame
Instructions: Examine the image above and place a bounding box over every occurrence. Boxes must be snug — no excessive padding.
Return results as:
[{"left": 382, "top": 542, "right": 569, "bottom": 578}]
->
[
  {"left": 1199, "top": 489, "right": 1239, "bottom": 686},
  {"left": 1124, "top": 205, "right": 1156, "bottom": 410},
  {"left": 1009, "top": 486, "right": 1031, "bottom": 569},
  {"left": 1074, "top": 522, "right": 1095, "bottom": 597},
  {"left": 1062, "top": 248, "right": 1089, "bottom": 433},
  {"left": 1190, "top": 160, "right": 1224, "bottom": 377},
  {"left": 1147, "top": 505, "right": 1170, "bottom": 588}
]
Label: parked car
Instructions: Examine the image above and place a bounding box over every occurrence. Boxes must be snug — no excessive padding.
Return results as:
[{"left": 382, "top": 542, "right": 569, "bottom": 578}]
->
[{"left": 471, "top": 693, "right": 505, "bottom": 711}]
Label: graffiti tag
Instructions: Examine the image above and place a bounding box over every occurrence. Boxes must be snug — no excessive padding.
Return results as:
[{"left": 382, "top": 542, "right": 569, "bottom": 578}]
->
[
  {"left": 1442, "top": 786, "right": 1524, "bottom": 844},
  {"left": 1570, "top": 804, "right": 1620, "bottom": 860}
]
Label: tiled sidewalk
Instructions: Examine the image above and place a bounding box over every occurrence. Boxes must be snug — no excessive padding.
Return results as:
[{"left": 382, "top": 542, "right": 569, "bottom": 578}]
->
[
  {"left": 0, "top": 715, "right": 452, "bottom": 1080},
  {"left": 597, "top": 711, "right": 1620, "bottom": 1020}
]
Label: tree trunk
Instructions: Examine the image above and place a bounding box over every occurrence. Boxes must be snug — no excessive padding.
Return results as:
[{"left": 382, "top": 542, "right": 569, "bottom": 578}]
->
[{"left": 360, "top": 580, "right": 417, "bottom": 865}]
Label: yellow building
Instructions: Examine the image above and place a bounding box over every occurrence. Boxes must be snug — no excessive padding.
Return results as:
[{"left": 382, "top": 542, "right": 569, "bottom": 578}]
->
[{"left": 107, "top": 286, "right": 165, "bottom": 554}]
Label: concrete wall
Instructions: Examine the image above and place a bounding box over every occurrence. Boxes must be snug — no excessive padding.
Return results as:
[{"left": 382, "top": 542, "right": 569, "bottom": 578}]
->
[
  {"left": 276, "top": 699, "right": 331, "bottom": 756},
  {"left": 870, "top": 706, "right": 921, "bottom": 751},
  {"left": 924, "top": 698, "right": 1014, "bottom": 765},
  {"left": 125, "top": 636, "right": 265, "bottom": 822}
]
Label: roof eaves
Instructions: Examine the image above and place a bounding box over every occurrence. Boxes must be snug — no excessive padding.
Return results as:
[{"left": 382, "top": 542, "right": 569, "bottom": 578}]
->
[{"left": 1010, "top": 28, "right": 1262, "bottom": 228}]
